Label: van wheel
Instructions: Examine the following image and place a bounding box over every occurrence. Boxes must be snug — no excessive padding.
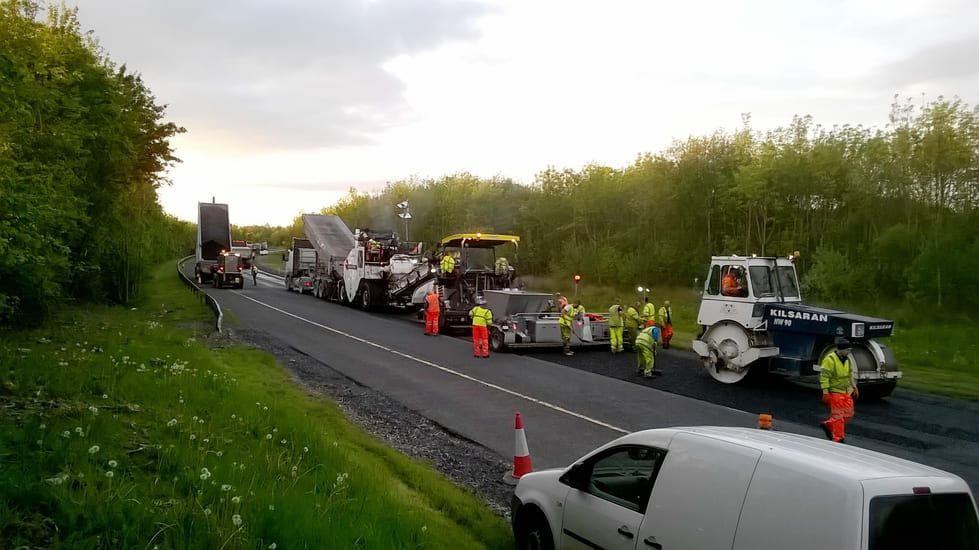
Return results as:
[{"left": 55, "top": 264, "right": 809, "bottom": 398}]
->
[{"left": 516, "top": 516, "right": 553, "bottom": 550}]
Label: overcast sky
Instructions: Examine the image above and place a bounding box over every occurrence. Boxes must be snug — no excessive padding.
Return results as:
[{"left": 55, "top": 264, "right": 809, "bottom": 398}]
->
[{"left": 69, "top": 0, "right": 979, "bottom": 226}]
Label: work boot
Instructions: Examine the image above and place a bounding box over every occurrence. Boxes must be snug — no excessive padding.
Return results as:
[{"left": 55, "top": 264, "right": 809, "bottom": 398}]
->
[{"left": 820, "top": 422, "right": 833, "bottom": 441}]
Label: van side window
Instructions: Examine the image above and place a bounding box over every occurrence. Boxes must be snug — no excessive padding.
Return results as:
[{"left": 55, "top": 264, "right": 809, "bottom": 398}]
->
[
  {"left": 869, "top": 493, "right": 979, "bottom": 550},
  {"left": 707, "top": 265, "right": 721, "bottom": 295},
  {"left": 582, "top": 446, "right": 666, "bottom": 513}
]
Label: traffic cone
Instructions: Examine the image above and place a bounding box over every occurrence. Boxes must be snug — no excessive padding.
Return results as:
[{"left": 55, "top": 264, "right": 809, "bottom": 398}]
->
[{"left": 503, "top": 412, "right": 533, "bottom": 485}]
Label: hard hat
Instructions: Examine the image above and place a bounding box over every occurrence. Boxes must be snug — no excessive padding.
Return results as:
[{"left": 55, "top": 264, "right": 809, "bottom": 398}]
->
[{"left": 664, "top": 300, "right": 671, "bottom": 307}]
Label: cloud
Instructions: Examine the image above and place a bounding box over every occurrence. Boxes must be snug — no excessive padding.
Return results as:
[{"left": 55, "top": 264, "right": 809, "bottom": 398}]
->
[
  {"left": 70, "top": 0, "right": 495, "bottom": 150},
  {"left": 870, "top": 33, "right": 979, "bottom": 88}
]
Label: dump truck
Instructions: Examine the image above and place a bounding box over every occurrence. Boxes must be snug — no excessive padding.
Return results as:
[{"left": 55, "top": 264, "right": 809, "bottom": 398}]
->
[
  {"left": 296, "top": 214, "right": 435, "bottom": 310},
  {"left": 691, "top": 255, "right": 902, "bottom": 399},
  {"left": 484, "top": 289, "right": 611, "bottom": 352},
  {"left": 420, "top": 233, "right": 521, "bottom": 331},
  {"left": 194, "top": 201, "right": 232, "bottom": 285},
  {"left": 212, "top": 251, "right": 245, "bottom": 289},
  {"left": 284, "top": 237, "right": 317, "bottom": 294}
]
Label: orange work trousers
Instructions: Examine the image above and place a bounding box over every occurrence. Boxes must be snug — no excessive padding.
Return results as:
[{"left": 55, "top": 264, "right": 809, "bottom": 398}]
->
[
  {"left": 425, "top": 310, "right": 439, "bottom": 335},
  {"left": 661, "top": 323, "right": 673, "bottom": 347},
  {"left": 824, "top": 392, "right": 855, "bottom": 442},
  {"left": 472, "top": 325, "right": 489, "bottom": 357}
]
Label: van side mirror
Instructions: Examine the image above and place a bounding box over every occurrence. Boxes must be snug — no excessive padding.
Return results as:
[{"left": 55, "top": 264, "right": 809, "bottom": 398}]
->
[{"left": 559, "top": 463, "right": 588, "bottom": 490}]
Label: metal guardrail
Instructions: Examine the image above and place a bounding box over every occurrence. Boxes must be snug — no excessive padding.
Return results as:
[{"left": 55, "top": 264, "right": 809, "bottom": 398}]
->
[{"left": 177, "top": 255, "right": 223, "bottom": 333}]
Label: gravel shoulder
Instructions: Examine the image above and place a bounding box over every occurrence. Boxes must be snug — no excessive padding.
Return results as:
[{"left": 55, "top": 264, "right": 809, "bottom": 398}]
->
[{"left": 230, "top": 327, "right": 515, "bottom": 519}]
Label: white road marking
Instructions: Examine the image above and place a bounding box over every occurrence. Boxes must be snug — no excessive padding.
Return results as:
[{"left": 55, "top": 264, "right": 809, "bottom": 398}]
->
[{"left": 233, "top": 292, "right": 630, "bottom": 435}]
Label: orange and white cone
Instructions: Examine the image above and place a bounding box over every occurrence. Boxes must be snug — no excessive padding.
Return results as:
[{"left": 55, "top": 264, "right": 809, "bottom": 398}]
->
[{"left": 503, "top": 412, "right": 533, "bottom": 485}]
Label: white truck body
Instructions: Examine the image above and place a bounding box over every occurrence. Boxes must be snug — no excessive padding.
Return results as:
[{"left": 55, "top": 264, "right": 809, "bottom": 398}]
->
[{"left": 513, "top": 426, "right": 978, "bottom": 550}]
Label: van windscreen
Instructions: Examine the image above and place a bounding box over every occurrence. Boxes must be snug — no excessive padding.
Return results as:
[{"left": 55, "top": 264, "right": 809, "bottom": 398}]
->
[{"left": 869, "top": 493, "right": 979, "bottom": 549}]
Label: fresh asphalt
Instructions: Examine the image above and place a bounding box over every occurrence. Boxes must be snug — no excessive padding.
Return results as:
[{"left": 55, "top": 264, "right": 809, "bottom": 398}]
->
[{"left": 200, "top": 268, "right": 979, "bottom": 492}]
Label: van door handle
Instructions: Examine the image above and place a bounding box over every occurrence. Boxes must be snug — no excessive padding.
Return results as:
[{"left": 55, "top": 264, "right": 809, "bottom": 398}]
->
[
  {"left": 644, "top": 535, "right": 663, "bottom": 549},
  {"left": 617, "top": 525, "right": 635, "bottom": 539}
]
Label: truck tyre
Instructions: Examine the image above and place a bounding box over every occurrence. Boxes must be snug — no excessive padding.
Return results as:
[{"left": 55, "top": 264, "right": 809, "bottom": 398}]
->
[
  {"left": 857, "top": 381, "right": 897, "bottom": 401},
  {"left": 490, "top": 328, "right": 506, "bottom": 352},
  {"left": 338, "top": 282, "right": 349, "bottom": 305},
  {"left": 359, "top": 282, "right": 373, "bottom": 311}
]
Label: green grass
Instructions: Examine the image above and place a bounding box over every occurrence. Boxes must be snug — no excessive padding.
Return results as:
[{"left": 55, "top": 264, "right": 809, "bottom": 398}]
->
[
  {"left": 254, "top": 250, "right": 286, "bottom": 276},
  {"left": 522, "top": 275, "right": 979, "bottom": 401},
  {"left": 0, "top": 263, "right": 511, "bottom": 548}
]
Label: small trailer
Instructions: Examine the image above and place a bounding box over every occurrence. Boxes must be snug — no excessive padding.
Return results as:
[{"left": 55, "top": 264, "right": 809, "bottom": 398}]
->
[{"left": 484, "top": 289, "right": 611, "bottom": 352}]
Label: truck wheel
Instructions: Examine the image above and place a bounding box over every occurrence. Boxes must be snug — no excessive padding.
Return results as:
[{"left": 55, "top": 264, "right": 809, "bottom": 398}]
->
[
  {"left": 857, "top": 381, "right": 897, "bottom": 401},
  {"left": 490, "top": 328, "right": 506, "bottom": 352},
  {"left": 359, "top": 282, "right": 373, "bottom": 311},
  {"left": 338, "top": 282, "right": 349, "bottom": 305}
]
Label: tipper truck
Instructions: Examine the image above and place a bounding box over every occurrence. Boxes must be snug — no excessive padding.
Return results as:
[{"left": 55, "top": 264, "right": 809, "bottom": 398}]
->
[
  {"left": 284, "top": 238, "right": 317, "bottom": 294},
  {"left": 195, "top": 201, "right": 232, "bottom": 285}
]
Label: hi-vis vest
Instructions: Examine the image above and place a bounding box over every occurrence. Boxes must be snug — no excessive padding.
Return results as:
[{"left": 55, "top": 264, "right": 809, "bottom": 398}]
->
[
  {"left": 607, "top": 305, "right": 624, "bottom": 327},
  {"left": 440, "top": 255, "right": 455, "bottom": 273},
  {"left": 469, "top": 306, "right": 492, "bottom": 327},
  {"left": 425, "top": 292, "right": 440, "bottom": 313},
  {"left": 820, "top": 352, "right": 854, "bottom": 394},
  {"left": 559, "top": 304, "right": 574, "bottom": 327}
]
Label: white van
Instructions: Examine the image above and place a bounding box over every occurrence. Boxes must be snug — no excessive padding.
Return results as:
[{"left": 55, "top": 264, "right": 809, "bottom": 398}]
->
[{"left": 512, "top": 426, "right": 979, "bottom": 550}]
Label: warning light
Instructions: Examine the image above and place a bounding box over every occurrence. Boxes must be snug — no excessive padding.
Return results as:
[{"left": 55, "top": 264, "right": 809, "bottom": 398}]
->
[
  {"left": 476, "top": 232, "right": 482, "bottom": 239},
  {"left": 573, "top": 274, "right": 581, "bottom": 284}
]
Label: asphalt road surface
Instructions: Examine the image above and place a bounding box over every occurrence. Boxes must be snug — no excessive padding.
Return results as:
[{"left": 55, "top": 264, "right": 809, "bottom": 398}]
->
[{"left": 193, "top": 266, "right": 979, "bottom": 493}]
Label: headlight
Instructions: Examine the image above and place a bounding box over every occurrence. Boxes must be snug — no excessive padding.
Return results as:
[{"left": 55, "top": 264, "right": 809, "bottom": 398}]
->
[
  {"left": 851, "top": 323, "right": 865, "bottom": 338},
  {"left": 501, "top": 325, "right": 509, "bottom": 331}
]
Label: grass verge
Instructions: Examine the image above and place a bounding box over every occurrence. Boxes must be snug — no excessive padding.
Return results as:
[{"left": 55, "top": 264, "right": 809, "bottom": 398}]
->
[
  {"left": 0, "top": 262, "right": 511, "bottom": 548},
  {"left": 254, "top": 251, "right": 286, "bottom": 276},
  {"left": 522, "top": 275, "right": 979, "bottom": 401}
]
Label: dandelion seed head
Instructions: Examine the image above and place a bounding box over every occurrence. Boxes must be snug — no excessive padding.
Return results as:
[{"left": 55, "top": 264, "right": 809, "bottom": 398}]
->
[
  {"left": 232, "top": 514, "right": 242, "bottom": 526},
  {"left": 62, "top": 431, "right": 70, "bottom": 438},
  {"left": 303, "top": 446, "right": 309, "bottom": 453},
  {"left": 268, "top": 543, "right": 277, "bottom": 549},
  {"left": 280, "top": 439, "right": 286, "bottom": 445},
  {"left": 74, "top": 427, "right": 83, "bottom": 434},
  {"left": 216, "top": 451, "right": 223, "bottom": 457},
  {"left": 105, "top": 470, "right": 114, "bottom": 478},
  {"left": 231, "top": 496, "right": 241, "bottom": 504},
  {"left": 204, "top": 507, "right": 211, "bottom": 516},
  {"left": 108, "top": 460, "right": 118, "bottom": 468},
  {"left": 89, "top": 406, "right": 98, "bottom": 415},
  {"left": 265, "top": 434, "right": 272, "bottom": 440},
  {"left": 88, "top": 445, "right": 100, "bottom": 454},
  {"left": 190, "top": 434, "right": 197, "bottom": 441},
  {"left": 203, "top": 438, "right": 209, "bottom": 443},
  {"left": 39, "top": 424, "right": 46, "bottom": 430},
  {"left": 167, "top": 418, "right": 177, "bottom": 427},
  {"left": 222, "top": 484, "right": 232, "bottom": 492}
]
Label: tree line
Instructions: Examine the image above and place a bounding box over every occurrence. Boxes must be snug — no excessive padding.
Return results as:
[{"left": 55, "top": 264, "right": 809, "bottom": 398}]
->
[
  {"left": 324, "top": 98, "right": 979, "bottom": 313},
  {"left": 0, "top": 1, "right": 191, "bottom": 325}
]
